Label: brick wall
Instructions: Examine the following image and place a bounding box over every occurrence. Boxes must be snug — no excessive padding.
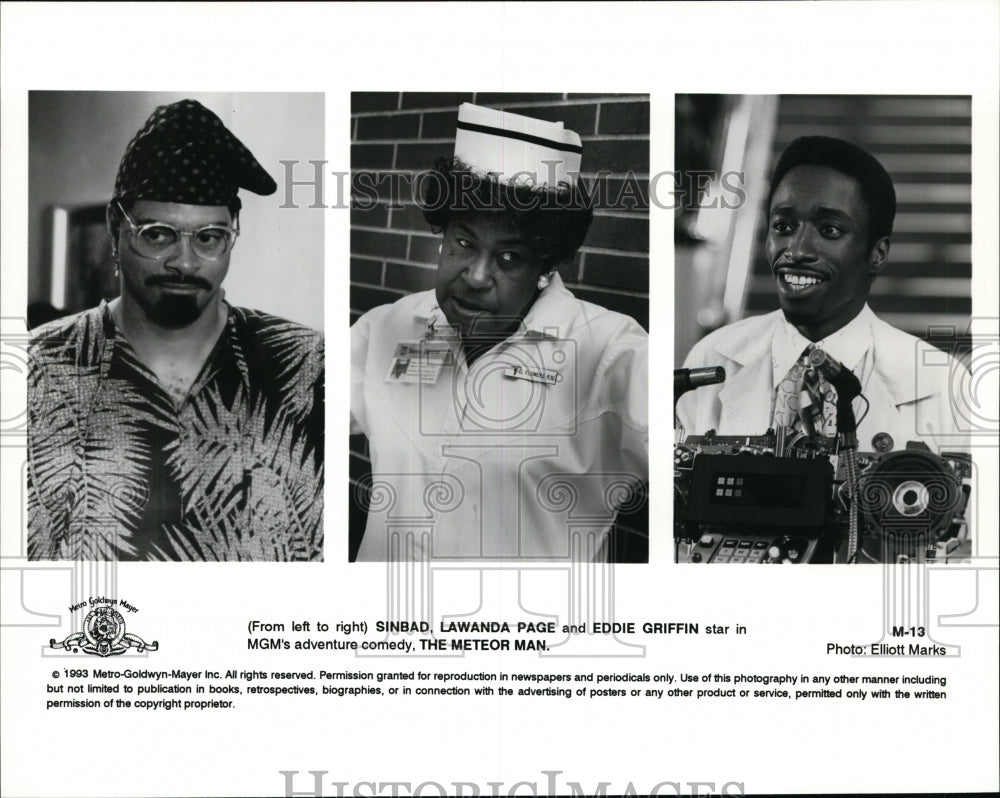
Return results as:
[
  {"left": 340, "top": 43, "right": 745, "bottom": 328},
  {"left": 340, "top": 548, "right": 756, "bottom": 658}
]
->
[
  {"left": 350, "top": 92, "right": 649, "bottom": 330},
  {"left": 349, "top": 92, "right": 650, "bottom": 561}
]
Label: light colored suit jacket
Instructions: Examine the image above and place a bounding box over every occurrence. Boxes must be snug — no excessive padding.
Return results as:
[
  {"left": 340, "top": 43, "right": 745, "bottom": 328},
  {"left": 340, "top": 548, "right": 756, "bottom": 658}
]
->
[{"left": 676, "top": 310, "right": 969, "bottom": 453}]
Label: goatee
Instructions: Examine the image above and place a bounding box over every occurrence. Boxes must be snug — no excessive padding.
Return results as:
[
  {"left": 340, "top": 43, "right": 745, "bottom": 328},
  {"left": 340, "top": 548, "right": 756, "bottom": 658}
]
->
[{"left": 146, "top": 295, "right": 202, "bottom": 328}]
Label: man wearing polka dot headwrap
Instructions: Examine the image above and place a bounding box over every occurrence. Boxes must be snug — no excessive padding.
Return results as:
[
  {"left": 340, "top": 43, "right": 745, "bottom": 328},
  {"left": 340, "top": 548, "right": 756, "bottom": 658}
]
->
[
  {"left": 27, "top": 100, "right": 324, "bottom": 561},
  {"left": 112, "top": 98, "right": 277, "bottom": 213}
]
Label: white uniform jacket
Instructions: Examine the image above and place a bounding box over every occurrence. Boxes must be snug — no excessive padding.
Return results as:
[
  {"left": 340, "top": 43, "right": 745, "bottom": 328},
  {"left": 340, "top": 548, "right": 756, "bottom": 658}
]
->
[{"left": 351, "top": 274, "right": 648, "bottom": 561}]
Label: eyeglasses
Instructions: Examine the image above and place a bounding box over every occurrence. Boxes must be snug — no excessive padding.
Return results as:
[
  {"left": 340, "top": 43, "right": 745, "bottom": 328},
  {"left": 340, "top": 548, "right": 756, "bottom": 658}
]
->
[{"left": 114, "top": 201, "right": 239, "bottom": 260}]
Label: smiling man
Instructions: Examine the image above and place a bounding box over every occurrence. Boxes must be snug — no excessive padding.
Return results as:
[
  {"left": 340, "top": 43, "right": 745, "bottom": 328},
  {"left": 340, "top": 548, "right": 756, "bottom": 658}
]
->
[
  {"left": 676, "top": 136, "right": 966, "bottom": 452},
  {"left": 351, "top": 104, "right": 648, "bottom": 561},
  {"left": 27, "top": 99, "right": 324, "bottom": 561}
]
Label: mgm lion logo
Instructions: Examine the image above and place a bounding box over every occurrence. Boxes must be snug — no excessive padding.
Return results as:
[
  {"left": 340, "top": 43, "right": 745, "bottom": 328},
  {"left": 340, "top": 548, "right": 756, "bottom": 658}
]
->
[{"left": 51, "top": 606, "right": 158, "bottom": 657}]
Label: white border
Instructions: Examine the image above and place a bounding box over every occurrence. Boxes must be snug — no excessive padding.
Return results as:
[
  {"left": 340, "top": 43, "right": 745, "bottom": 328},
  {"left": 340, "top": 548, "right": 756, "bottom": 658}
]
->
[{"left": 2, "top": 3, "right": 998, "bottom": 797}]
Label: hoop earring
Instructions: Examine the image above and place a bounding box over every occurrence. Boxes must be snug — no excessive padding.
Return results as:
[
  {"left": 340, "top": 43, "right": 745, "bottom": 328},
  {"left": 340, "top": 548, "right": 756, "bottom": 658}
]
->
[{"left": 537, "top": 273, "right": 551, "bottom": 290}]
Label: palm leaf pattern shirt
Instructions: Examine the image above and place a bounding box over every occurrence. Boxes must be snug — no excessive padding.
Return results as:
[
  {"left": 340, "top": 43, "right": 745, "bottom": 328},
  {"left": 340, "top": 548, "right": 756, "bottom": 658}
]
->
[{"left": 27, "top": 301, "right": 324, "bottom": 561}]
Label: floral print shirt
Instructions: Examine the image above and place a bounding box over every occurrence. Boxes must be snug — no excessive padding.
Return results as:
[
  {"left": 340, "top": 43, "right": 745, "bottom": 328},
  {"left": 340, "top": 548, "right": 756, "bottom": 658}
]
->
[{"left": 27, "top": 302, "right": 324, "bottom": 561}]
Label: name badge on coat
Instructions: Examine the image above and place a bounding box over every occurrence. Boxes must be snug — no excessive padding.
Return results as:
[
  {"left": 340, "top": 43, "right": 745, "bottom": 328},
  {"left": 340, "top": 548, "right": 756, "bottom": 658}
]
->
[
  {"left": 503, "top": 364, "right": 560, "bottom": 385},
  {"left": 385, "top": 340, "right": 454, "bottom": 385}
]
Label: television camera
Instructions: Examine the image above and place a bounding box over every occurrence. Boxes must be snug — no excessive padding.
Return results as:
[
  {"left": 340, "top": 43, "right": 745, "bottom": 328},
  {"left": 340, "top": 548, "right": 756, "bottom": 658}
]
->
[{"left": 673, "top": 356, "right": 971, "bottom": 564}]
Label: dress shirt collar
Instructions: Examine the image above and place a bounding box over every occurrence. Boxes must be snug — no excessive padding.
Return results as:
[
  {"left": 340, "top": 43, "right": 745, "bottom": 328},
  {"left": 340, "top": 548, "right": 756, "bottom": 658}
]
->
[{"left": 772, "top": 304, "right": 875, "bottom": 386}]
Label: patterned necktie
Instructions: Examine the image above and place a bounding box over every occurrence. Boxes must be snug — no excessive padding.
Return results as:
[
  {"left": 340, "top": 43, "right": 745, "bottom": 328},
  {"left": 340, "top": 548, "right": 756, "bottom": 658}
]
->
[{"left": 773, "top": 345, "right": 838, "bottom": 436}]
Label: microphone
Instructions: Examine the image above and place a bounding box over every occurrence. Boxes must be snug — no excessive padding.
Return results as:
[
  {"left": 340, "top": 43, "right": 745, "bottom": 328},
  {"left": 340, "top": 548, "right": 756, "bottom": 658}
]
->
[
  {"left": 674, "top": 366, "right": 726, "bottom": 405},
  {"left": 807, "top": 347, "right": 862, "bottom": 435}
]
